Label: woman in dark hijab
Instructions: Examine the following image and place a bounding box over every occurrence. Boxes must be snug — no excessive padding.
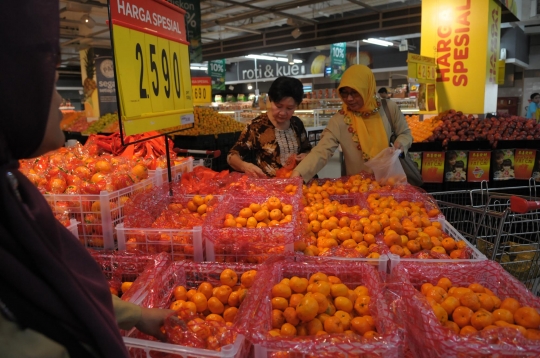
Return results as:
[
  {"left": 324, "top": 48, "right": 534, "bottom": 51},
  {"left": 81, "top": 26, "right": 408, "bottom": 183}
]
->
[{"left": 0, "top": 2, "right": 169, "bottom": 357}]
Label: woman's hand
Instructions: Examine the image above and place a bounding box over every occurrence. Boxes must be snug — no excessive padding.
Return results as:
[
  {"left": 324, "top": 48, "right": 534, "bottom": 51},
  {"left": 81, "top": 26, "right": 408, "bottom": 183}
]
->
[
  {"left": 135, "top": 307, "right": 175, "bottom": 341},
  {"left": 393, "top": 141, "right": 403, "bottom": 151},
  {"left": 242, "top": 163, "right": 267, "bottom": 178},
  {"left": 290, "top": 170, "right": 301, "bottom": 178},
  {"left": 295, "top": 153, "right": 307, "bottom": 162}
]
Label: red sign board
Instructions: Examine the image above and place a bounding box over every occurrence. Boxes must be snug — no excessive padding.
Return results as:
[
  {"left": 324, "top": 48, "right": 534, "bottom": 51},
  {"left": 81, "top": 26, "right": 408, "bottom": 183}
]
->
[
  {"left": 468, "top": 151, "right": 491, "bottom": 182},
  {"left": 422, "top": 152, "right": 445, "bottom": 183},
  {"left": 192, "top": 77, "right": 212, "bottom": 86},
  {"left": 514, "top": 149, "right": 536, "bottom": 180}
]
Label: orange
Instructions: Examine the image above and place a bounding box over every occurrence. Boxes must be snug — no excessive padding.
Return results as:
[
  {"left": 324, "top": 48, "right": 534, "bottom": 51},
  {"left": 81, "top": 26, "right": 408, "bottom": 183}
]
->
[
  {"left": 223, "top": 218, "right": 236, "bottom": 227},
  {"left": 334, "top": 297, "right": 353, "bottom": 313},
  {"left": 459, "top": 325, "right": 478, "bottom": 336},
  {"left": 220, "top": 269, "right": 238, "bottom": 287},
  {"left": 440, "top": 296, "right": 460, "bottom": 316},
  {"left": 272, "top": 283, "right": 292, "bottom": 299},
  {"left": 525, "top": 329, "right": 540, "bottom": 340},
  {"left": 323, "top": 315, "right": 344, "bottom": 334},
  {"left": 267, "top": 197, "right": 281, "bottom": 210},
  {"left": 198, "top": 282, "right": 214, "bottom": 300},
  {"left": 190, "top": 292, "right": 208, "bottom": 313},
  {"left": 330, "top": 284, "right": 349, "bottom": 298},
  {"left": 272, "top": 297, "right": 289, "bottom": 310},
  {"left": 239, "top": 208, "right": 253, "bottom": 219},
  {"left": 240, "top": 270, "right": 257, "bottom": 289},
  {"left": 246, "top": 217, "right": 258, "bottom": 228},
  {"left": 310, "top": 292, "right": 329, "bottom": 314},
  {"left": 514, "top": 306, "right": 540, "bottom": 329},
  {"left": 170, "top": 300, "right": 184, "bottom": 311},
  {"left": 296, "top": 323, "right": 308, "bottom": 336},
  {"left": 470, "top": 310, "right": 494, "bottom": 330},
  {"left": 420, "top": 282, "right": 434, "bottom": 296},
  {"left": 249, "top": 203, "right": 262, "bottom": 213},
  {"left": 289, "top": 276, "right": 309, "bottom": 293},
  {"left": 296, "top": 296, "right": 319, "bottom": 322},
  {"left": 490, "top": 294, "right": 501, "bottom": 309},
  {"left": 180, "top": 301, "right": 197, "bottom": 315},
  {"left": 280, "top": 322, "right": 297, "bottom": 337},
  {"left": 407, "top": 240, "right": 421, "bottom": 253},
  {"left": 306, "top": 318, "right": 323, "bottom": 335},
  {"left": 444, "top": 320, "right": 460, "bottom": 334},
  {"left": 309, "top": 281, "right": 331, "bottom": 296},
  {"left": 270, "top": 209, "right": 282, "bottom": 221},
  {"left": 235, "top": 217, "right": 247, "bottom": 227},
  {"left": 354, "top": 295, "right": 370, "bottom": 316},
  {"left": 354, "top": 286, "right": 369, "bottom": 297},
  {"left": 426, "top": 286, "right": 448, "bottom": 304},
  {"left": 228, "top": 291, "right": 240, "bottom": 307},
  {"left": 450, "top": 249, "right": 464, "bottom": 259},
  {"left": 441, "top": 237, "right": 456, "bottom": 252},
  {"left": 500, "top": 297, "right": 521, "bottom": 314},
  {"left": 450, "top": 287, "right": 473, "bottom": 300},
  {"left": 254, "top": 209, "right": 269, "bottom": 222},
  {"left": 390, "top": 245, "right": 405, "bottom": 257},
  {"left": 432, "top": 304, "right": 448, "bottom": 325},
  {"left": 476, "top": 293, "right": 495, "bottom": 312},
  {"left": 383, "top": 233, "right": 401, "bottom": 247},
  {"left": 223, "top": 307, "right": 238, "bottom": 323},
  {"left": 187, "top": 318, "right": 210, "bottom": 339},
  {"left": 468, "top": 283, "right": 486, "bottom": 293},
  {"left": 207, "top": 297, "right": 225, "bottom": 314},
  {"left": 351, "top": 316, "right": 375, "bottom": 335},
  {"left": 494, "top": 320, "right": 527, "bottom": 335},
  {"left": 283, "top": 307, "right": 300, "bottom": 326},
  {"left": 272, "top": 309, "right": 286, "bottom": 329},
  {"left": 436, "top": 277, "right": 453, "bottom": 291},
  {"left": 335, "top": 310, "right": 352, "bottom": 330},
  {"left": 453, "top": 306, "right": 474, "bottom": 328},
  {"left": 206, "top": 313, "right": 225, "bottom": 323},
  {"left": 289, "top": 293, "right": 304, "bottom": 308},
  {"left": 364, "top": 331, "right": 379, "bottom": 339},
  {"left": 492, "top": 308, "right": 514, "bottom": 324},
  {"left": 431, "top": 246, "right": 446, "bottom": 255}
]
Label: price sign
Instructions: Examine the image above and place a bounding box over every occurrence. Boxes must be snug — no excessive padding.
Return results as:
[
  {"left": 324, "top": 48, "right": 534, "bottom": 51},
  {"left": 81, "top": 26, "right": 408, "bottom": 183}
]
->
[
  {"left": 191, "top": 77, "right": 211, "bottom": 104},
  {"left": 109, "top": 0, "right": 193, "bottom": 136},
  {"left": 408, "top": 53, "right": 436, "bottom": 84}
]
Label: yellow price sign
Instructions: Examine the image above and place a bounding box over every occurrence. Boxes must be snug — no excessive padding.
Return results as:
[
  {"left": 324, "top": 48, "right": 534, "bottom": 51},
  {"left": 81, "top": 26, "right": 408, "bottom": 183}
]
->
[
  {"left": 110, "top": 0, "right": 193, "bottom": 135},
  {"left": 408, "top": 53, "right": 436, "bottom": 84},
  {"left": 192, "top": 77, "right": 212, "bottom": 104}
]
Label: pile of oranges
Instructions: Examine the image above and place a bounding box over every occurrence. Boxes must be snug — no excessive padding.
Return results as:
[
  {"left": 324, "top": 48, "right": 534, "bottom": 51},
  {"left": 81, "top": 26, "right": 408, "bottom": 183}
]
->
[
  {"left": 223, "top": 197, "right": 293, "bottom": 228},
  {"left": 422, "top": 278, "right": 540, "bottom": 339},
  {"left": 166, "top": 268, "right": 258, "bottom": 350},
  {"left": 302, "top": 176, "right": 383, "bottom": 206},
  {"left": 406, "top": 114, "right": 442, "bottom": 143},
  {"left": 268, "top": 272, "right": 378, "bottom": 339},
  {"left": 182, "top": 194, "right": 215, "bottom": 217}
]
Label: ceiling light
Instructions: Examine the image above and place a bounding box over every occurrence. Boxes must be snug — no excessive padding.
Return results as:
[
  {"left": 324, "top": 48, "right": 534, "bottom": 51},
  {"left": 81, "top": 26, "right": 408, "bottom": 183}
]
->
[
  {"left": 291, "top": 28, "right": 302, "bottom": 39},
  {"left": 288, "top": 54, "right": 294, "bottom": 65},
  {"left": 362, "top": 38, "right": 394, "bottom": 47},
  {"left": 245, "top": 54, "right": 302, "bottom": 64},
  {"left": 80, "top": 14, "right": 95, "bottom": 28},
  {"left": 247, "top": 84, "right": 253, "bottom": 90}
]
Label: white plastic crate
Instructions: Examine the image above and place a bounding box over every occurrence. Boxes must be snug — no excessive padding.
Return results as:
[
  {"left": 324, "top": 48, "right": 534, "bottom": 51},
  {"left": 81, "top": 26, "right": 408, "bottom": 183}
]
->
[
  {"left": 44, "top": 176, "right": 155, "bottom": 249},
  {"left": 116, "top": 224, "right": 204, "bottom": 262},
  {"left": 388, "top": 219, "right": 487, "bottom": 273},
  {"left": 66, "top": 218, "right": 79, "bottom": 240},
  {"left": 149, "top": 157, "right": 196, "bottom": 186}
]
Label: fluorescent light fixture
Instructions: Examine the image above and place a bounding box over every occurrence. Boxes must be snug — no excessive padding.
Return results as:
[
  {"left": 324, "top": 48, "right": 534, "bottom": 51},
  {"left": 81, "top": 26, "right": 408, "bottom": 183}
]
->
[
  {"left": 190, "top": 66, "right": 207, "bottom": 70},
  {"left": 80, "top": 14, "right": 95, "bottom": 28},
  {"left": 362, "top": 38, "right": 394, "bottom": 47},
  {"left": 245, "top": 54, "right": 302, "bottom": 63}
]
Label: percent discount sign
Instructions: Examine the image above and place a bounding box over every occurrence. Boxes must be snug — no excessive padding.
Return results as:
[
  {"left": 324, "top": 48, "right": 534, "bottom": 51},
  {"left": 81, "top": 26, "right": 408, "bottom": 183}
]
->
[
  {"left": 109, "top": 0, "right": 194, "bottom": 136},
  {"left": 191, "top": 77, "right": 211, "bottom": 104}
]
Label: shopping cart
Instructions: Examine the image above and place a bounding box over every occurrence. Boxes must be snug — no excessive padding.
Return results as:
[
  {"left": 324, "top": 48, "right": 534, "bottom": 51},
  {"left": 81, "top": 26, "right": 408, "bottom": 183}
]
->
[
  {"left": 430, "top": 180, "right": 540, "bottom": 295},
  {"left": 174, "top": 148, "right": 221, "bottom": 170}
]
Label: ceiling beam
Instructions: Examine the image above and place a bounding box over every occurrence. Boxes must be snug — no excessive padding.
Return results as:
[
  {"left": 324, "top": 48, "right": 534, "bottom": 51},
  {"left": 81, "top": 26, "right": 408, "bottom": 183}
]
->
[
  {"left": 215, "top": 0, "right": 317, "bottom": 25},
  {"left": 61, "top": 28, "right": 110, "bottom": 47},
  {"left": 346, "top": 0, "right": 380, "bottom": 13}
]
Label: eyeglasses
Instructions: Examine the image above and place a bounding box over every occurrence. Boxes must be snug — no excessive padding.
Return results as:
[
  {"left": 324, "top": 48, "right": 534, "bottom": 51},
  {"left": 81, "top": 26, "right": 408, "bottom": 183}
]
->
[{"left": 339, "top": 90, "right": 361, "bottom": 99}]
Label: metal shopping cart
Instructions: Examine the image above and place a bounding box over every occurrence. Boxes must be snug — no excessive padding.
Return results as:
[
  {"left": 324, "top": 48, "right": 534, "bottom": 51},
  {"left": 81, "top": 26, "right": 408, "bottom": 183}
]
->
[
  {"left": 174, "top": 149, "right": 222, "bottom": 170},
  {"left": 429, "top": 180, "right": 540, "bottom": 294}
]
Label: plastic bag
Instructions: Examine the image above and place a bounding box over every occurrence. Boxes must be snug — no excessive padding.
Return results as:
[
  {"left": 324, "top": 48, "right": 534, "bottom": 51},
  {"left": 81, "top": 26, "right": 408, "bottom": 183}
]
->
[
  {"left": 364, "top": 147, "right": 406, "bottom": 186},
  {"left": 275, "top": 154, "right": 297, "bottom": 178}
]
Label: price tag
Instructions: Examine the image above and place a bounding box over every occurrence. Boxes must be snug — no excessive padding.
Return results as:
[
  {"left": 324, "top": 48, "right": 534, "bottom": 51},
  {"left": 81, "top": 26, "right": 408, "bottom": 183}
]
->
[
  {"left": 408, "top": 53, "right": 436, "bottom": 84},
  {"left": 110, "top": 0, "right": 193, "bottom": 135},
  {"left": 181, "top": 113, "right": 195, "bottom": 125},
  {"left": 192, "top": 77, "right": 212, "bottom": 104}
]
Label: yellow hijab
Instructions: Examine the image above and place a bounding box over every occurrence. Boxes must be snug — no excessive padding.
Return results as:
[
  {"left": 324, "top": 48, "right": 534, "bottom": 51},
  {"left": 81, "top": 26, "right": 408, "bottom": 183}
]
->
[{"left": 338, "top": 65, "right": 388, "bottom": 160}]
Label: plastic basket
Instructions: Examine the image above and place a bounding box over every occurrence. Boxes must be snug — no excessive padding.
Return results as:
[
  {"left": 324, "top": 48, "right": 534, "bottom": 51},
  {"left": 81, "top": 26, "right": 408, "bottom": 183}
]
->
[
  {"left": 123, "top": 261, "right": 257, "bottom": 358},
  {"left": 149, "top": 157, "right": 196, "bottom": 186},
  {"left": 203, "top": 193, "right": 303, "bottom": 263},
  {"left": 226, "top": 177, "right": 304, "bottom": 198},
  {"left": 66, "top": 218, "right": 79, "bottom": 240},
  {"left": 389, "top": 260, "right": 540, "bottom": 357},
  {"left": 240, "top": 257, "right": 403, "bottom": 357},
  {"left": 44, "top": 176, "right": 155, "bottom": 249},
  {"left": 88, "top": 250, "right": 171, "bottom": 305},
  {"left": 388, "top": 219, "right": 487, "bottom": 273}
]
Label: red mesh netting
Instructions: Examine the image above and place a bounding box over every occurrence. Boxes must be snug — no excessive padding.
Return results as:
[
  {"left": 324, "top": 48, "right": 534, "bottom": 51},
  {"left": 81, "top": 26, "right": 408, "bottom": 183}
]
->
[
  {"left": 178, "top": 166, "right": 243, "bottom": 195},
  {"left": 237, "top": 256, "right": 404, "bottom": 356},
  {"left": 226, "top": 177, "right": 303, "bottom": 197},
  {"left": 388, "top": 261, "right": 540, "bottom": 357}
]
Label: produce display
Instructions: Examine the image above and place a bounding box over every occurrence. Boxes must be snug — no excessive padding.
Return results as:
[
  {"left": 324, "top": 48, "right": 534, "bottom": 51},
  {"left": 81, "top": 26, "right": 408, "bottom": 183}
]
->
[
  {"left": 222, "top": 197, "right": 293, "bottom": 228},
  {"left": 60, "top": 111, "right": 86, "bottom": 130},
  {"left": 406, "top": 114, "right": 442, "bottom": 142},
  {"left": 62, "top": 113, "right": 90, "bottom": 132},
  {"left": 174, "top": 106, "right": 245, "bottom": 136},
  {"left": 84, "top": 113, "right": 119, "bottom": 134}
]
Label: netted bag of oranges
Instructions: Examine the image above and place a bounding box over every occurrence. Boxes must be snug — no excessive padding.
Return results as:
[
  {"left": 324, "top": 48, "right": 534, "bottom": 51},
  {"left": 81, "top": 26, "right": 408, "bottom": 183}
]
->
[
  {"left": 389, "top": 260, "right": 540, "bottom": 358},
  {"left": 236, "top": 256, "right": 403, "bottom": 357}
]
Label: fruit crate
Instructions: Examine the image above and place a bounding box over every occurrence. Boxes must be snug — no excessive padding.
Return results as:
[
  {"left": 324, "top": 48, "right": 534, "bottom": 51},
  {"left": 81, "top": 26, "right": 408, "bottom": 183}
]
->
[
  {"left": 240, "top": 257, "right": 403, "bottom": 357},
  {"left": 226, "top": 177, "right": 303, "bottom": 198},
  {"left": 66, "top": 218, "right": 79, "bottom": 240},
  {"left": 389, "top": 260, "right": 540, "bottom": 357},
  {"left": 123, "top": 261, "right": 257, "bottom": 358},
  {"left": 149, "top": 157, "right": 198, "bottom": 186},
  {"left": 388, "top": 219, "right": 487, "bottom": 272},
  {"left": 88, "top": 250, "right": 171, "bottom": 305},
  {"left": 203, "top": 193, "right": 303, "bottom": 263},
  {"left": 44, "top": 176, "right": 155, "bottom": 249}
]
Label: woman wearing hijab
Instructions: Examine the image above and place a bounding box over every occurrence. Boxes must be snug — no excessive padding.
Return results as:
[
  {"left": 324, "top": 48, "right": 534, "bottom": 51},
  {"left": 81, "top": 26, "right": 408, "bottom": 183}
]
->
[
  {"left": 0, "top": 2, "right": 169, "bottom": 357},
  {"left": 291, "top": 65, "right": 412, "bottom": 181}
]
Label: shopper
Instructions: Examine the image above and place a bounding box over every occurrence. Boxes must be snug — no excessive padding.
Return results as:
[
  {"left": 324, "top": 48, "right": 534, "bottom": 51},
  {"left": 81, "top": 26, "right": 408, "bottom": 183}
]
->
[
  {"left": 0, "top": 2, "right": 170, "bottom": 357},
  {"left": 526, "top": 93, "right": 540, "bottom": 121},
  {"left": 228, "top": 76, "right": 312, "bottom": 177},
  {"left": 378, "top": 87, "right": 389, "bottom": 99},
  {"left": 291, "top": 65, "right": 412, "bottom": 181}
]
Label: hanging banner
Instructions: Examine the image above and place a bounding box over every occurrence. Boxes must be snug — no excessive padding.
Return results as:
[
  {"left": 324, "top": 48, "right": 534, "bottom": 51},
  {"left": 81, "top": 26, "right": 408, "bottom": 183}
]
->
[
  {"left": 191, "top": 77, "right": 212, "bottom": 105},
  {"left": 444, "top": 150, "right": 468, "bottom": 182},
  {"left": 209, "top": 59, "right": 226, "bottom": 91},
  {"left": 329, "top": 42, "right": 347, "bottom": 80},
  {"left": 422, "top": 152, "right": 446, "bottom": 183},
  {"left": 109, "top": 0, "right": 194, "bottom": 135},
  {"left": 421, "top": 0, "right": 501, "bottom": 114},
  {"left": 492, "top": 149, "right": 515, "bottom": 181},
  {"left": 95, "top": 55, "right": 118, "bottom": 115},
  {"left": 514, "top": 149, "right": 536, "bottom": 180},
  {"left": 167, "top": 0, "right": 202, "bottom": 63},
  {"left": 468, "top": 151, "right": 491, "bottom": 182}
]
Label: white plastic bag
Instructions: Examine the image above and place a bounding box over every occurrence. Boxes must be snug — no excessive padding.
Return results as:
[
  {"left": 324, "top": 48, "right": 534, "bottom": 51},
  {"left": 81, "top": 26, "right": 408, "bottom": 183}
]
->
[{"left": 364, "top": 147, "right": 407, "bottom": 185}]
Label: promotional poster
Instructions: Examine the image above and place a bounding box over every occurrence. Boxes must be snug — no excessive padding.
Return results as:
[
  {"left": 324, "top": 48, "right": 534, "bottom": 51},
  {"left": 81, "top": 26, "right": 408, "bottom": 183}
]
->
[
  {"left": 444, "top": 150, "right": 468, "bottom": 182},
  {"left": 492, "top": 149, "right": 515, "bottom": 181},
  {"left": 422, "top": 152, "right": 446, "bottom": 183},
  {"left": 468, "top": 151, "right": 491, "bottom": 182}
]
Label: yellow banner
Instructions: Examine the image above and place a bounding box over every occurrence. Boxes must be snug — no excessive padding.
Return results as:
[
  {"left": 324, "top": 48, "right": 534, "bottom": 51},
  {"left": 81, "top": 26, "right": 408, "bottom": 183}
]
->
[{"left": 421, "top": 0, "right": 501, "bottom": 114}]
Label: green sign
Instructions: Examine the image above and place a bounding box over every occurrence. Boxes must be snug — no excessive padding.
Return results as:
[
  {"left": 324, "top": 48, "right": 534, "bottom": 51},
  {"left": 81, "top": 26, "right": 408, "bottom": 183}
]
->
[
  {"left": 167, "top": 0, "right": 202, "bottom": 63},
  {"left": 209, "top": 59, "right": 226, "bottom": 91},
  {"left": 329, "top": 42, "right": 347, "bottom": 80}
]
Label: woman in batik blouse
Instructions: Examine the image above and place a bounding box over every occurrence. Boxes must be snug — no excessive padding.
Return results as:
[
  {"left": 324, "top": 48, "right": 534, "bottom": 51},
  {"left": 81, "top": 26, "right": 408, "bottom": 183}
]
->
[{"left": 228, "top": 76, "right": 312, "bottom": 177}]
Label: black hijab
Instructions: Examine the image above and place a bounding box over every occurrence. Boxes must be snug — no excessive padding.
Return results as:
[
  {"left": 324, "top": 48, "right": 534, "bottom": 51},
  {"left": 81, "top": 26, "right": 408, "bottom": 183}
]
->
[{"left": 0, "top": 1, "right": 128, "bottom": 357}]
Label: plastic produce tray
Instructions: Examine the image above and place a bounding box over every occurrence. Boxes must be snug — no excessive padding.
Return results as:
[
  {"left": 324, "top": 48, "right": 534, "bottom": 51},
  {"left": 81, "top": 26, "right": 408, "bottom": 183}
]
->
[{"left": 149, "top": 157, "right": 196, "bottom": 186}]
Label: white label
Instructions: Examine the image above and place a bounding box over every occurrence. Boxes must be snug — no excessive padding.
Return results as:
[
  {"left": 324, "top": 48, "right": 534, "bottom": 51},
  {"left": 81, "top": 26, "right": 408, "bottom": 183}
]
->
[{"left": 181, "top": 113, "right": 194, "bottom": 125}]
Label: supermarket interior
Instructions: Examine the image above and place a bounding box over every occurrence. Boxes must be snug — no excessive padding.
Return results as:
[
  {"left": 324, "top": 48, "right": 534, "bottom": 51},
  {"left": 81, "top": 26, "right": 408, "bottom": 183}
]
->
[{"left": 6, "top": 0, "right": 540, "bottom": 357}]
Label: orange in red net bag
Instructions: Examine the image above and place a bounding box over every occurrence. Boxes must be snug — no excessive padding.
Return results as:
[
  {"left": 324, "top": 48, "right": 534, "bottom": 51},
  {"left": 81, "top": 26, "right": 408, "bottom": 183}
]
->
[{"left": 275, "top": 154, "right": 297, "bottom": 178}]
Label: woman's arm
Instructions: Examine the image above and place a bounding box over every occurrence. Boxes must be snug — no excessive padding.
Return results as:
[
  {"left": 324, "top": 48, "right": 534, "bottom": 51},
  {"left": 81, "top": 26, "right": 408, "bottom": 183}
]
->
[
  {"left": 227, "top": 121, "right": 267, "bottom": 178},
  {"left": 228, "top": 153, "right": 266, "bottom": 178},
  {"left": 388, "top": 101, "right": 413, "bottom": 152}
]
